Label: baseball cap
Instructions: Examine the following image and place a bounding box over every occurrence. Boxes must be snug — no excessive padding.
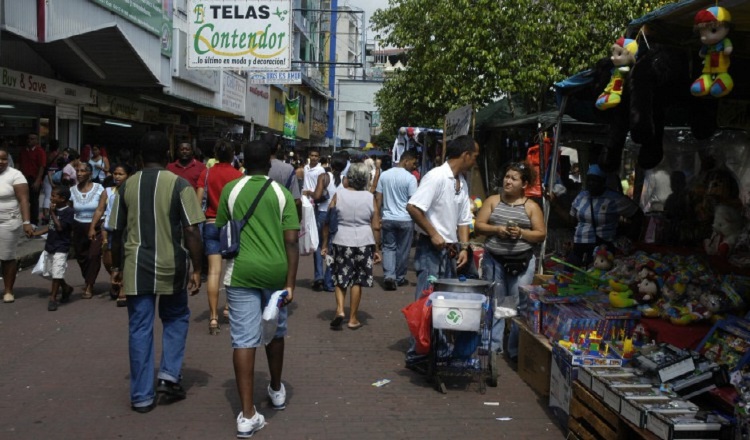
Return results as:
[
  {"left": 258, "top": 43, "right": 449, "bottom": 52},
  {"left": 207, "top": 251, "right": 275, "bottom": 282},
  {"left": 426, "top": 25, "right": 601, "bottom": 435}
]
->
[{"left": 587, "top": 164, "right": 606, "bottom": 178}]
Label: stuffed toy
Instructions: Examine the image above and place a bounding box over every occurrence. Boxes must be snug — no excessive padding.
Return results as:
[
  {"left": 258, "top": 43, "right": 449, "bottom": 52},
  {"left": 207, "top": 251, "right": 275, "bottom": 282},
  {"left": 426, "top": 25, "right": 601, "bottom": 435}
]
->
[
  {"left": 691, "top": 7, "right": 734, "bottom": 98},
  {"left": 588, "top": 245, "right": 614, "bottom": 278},
  {"left": 596, "top": 38, "right": 638, "bottom": 110},
  {"left": 633, "top": 273, "right": 661, "bottom": 305},
  {"left": 704, "top": 204, "right": 744, "bottom": 258},
  {"left": 608, "top": 278, "right": 638, "bottom": 308}
]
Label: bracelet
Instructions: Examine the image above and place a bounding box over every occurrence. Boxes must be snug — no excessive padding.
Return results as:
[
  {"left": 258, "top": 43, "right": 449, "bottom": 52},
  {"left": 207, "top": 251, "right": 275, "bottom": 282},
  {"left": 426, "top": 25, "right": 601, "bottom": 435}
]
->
[{"left": 23, "top": 221, "right": 31, "bottom": 225}]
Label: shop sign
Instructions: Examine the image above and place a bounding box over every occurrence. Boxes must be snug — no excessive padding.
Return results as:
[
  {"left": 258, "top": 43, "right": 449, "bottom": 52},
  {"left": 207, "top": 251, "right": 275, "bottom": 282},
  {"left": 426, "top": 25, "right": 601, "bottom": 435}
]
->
[
  {"left": 91, "top": 0, "right": 173, "bottom": 57},
  {"left": 187, "top": 0, "right": 292, "bottom": 70},
  {"left": 311, "top": 108, "right": 327, "bottom": 136},
  {"left": 0, "top": 68, "right": 97, "bottom": 105},
  {"left": 143, "top": 110, "right": 181, "bottom": 125},
  {"left": 221, "top": 71, "right": 246, "bottom": 115},
  {"left": 444, "top": 105, "right": 473, "bottom": 142},
  {"left": 173, "top": 30, "right": 220, "bottom": 91},
  {"left": 85, "top": 93, "right": 158, "bottom": 122},
  {"left": 247, "top": 71, "right": 301, "bottom": 84},
  {"left": 246, "top": 84, "right": 270, "bottom": 127},
  {"left": 248, "top": 86, "right": 269, "bottom": 99}
]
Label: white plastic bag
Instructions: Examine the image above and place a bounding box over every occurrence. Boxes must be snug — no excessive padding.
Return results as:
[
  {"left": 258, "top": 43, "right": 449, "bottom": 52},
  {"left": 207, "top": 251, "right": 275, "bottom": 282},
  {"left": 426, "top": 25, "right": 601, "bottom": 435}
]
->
[
  {"left": 299, "top": 197, "right": 318, "bottom": 255},
  {"left": 31, "top": 251, "right": 49, "bottom": 278},
  {"left": 261, "top": 290, "right": 288, "bottom": 345}
]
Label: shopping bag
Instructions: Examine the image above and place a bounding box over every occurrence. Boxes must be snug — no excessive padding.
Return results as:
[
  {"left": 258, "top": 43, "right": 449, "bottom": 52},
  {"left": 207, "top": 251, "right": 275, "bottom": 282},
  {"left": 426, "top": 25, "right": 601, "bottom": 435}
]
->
[
  {"left": 31, "top": 251, "right": 50, "bottom": 278},
  {"left": 402, "top": 290, "right": 433, "bottom": 355},
  {"left": 299, "top": 197, "right": 318, "bottom": 256},
  {"left": 261, "top": 290, "right": 288, "bottom": 345}
]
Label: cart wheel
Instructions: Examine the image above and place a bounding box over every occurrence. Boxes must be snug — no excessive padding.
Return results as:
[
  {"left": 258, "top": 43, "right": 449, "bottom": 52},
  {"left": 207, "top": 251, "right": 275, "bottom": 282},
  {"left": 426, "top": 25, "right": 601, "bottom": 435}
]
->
[{"left": 488, "top": 351, "right": 498, "bottom": 387}]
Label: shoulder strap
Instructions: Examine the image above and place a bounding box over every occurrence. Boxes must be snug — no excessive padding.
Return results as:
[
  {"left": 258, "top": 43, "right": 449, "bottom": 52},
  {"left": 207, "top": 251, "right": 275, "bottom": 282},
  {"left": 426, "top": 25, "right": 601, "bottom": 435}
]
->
[
  {"left": 238, "top": 178, "right": 274, "bottom": 227},
  {"left": 589, "top": 197, "right": 598, "bottom": 238},
  {"left": 284, "top": 168, "right": 295, "bottom": 189}
]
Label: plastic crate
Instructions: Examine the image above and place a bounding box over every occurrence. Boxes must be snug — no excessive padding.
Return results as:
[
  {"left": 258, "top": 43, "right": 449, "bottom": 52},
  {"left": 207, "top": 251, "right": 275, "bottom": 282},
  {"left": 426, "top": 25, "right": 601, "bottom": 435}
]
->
[{"left": 429, "top": 292, "right": 485, "bottom": 331}]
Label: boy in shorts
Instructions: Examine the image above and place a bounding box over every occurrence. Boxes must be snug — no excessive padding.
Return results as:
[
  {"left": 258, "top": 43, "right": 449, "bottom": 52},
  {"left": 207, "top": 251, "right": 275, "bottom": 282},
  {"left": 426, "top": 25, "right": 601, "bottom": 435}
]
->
[{"left": 33, "top": 186, "right": 75, "bottom": 311}]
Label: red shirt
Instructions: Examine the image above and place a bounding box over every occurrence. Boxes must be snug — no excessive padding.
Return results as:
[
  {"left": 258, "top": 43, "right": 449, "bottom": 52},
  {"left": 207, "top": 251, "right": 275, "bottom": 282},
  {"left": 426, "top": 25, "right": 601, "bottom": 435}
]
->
[
  {"left": 197, "top": 163, "right": 243, "bottom": 218},
  {"left": 19, "top": 145, "right": 47, "bottom": 180},
  {"left": 166, "top": 158, "right": 206, "bottom": 189}
]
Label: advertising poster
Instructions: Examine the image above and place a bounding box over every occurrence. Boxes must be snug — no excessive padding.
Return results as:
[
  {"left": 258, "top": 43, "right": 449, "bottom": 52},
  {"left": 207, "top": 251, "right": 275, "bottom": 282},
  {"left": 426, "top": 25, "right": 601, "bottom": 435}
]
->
[
  {"left": 188, "top": 0, "right": 292, "bottom": 70},
  {"left": 92, "top": 0, "right": 173, "bottom": 57},
  {"left": 283, "top": 96, "right": 299, "bottom": 140}
]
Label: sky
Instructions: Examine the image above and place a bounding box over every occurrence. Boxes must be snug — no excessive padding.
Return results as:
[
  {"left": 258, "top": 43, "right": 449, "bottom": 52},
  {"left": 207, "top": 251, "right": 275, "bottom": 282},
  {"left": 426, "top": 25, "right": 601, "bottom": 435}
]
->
[{"left": 345, "top": 0, "right": 390, "bottom": 34}]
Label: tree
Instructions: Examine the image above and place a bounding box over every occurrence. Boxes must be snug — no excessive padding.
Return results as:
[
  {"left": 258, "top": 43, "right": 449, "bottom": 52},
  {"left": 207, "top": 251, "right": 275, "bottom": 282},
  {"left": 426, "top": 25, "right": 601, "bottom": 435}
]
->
[{"left": 371, "top": 0, "right": 670, "bottom": 135}]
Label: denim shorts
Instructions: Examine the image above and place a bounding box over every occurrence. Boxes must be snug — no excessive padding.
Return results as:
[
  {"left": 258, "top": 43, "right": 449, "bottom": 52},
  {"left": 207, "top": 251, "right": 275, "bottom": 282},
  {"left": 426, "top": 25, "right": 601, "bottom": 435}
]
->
[
  {"left": 226, "top": 286, "right": 288, "bottom": 349},
  {"left": 203, "top": 222, "right": 220, "bottom": 256}
]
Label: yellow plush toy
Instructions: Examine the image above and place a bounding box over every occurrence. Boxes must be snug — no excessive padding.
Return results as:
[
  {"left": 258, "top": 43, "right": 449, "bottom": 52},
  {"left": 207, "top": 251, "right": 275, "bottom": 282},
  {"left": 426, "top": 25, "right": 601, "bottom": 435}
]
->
[
  {"left": 691, "top": 6, "right": 733, "bottom": 98},
  {"left": 596, "top": 37, "right": 638, "bottom": 110}
]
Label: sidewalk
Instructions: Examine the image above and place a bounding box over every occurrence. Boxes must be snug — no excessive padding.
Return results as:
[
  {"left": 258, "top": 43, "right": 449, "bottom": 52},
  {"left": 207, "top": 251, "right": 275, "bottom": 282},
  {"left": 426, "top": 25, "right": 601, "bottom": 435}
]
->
[{"left": 1, "top": 246, "right": 566, "bottom": 439}]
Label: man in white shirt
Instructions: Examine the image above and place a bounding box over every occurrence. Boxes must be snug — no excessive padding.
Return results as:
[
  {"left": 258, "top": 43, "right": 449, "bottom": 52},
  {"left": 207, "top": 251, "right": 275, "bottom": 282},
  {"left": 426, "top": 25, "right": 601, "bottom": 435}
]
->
[
  {"left": 404, "top": 135, "right": 479, "bottom": 370},
  {"left": 301, "top": 150, "right": 327, "bottom": 290},
  {"left": 375, "top": 150, "right": 418, "bottom": 290}
]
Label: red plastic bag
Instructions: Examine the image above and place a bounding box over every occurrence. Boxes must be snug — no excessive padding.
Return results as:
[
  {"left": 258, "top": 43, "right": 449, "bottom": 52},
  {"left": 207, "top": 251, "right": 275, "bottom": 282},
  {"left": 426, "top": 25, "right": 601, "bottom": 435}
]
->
[{"left": 402, "top": 289, "right": 433, "bottom": 355}]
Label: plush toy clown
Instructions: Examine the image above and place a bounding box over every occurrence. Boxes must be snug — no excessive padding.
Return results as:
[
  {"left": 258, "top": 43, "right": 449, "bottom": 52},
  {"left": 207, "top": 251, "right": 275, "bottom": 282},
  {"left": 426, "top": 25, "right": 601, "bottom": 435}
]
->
[
  {"left": 691, "top": 6, "right": 733, "bottom": 98},
  {"left": 596, "top": 37, "right": 638, "bottom": 110}
]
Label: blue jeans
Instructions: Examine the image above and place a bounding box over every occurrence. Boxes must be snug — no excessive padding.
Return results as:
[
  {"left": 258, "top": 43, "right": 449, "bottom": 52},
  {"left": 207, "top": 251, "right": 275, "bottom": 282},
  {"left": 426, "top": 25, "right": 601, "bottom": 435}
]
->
[
  {"left": 406, "top": 235, "right": 456, "bottom": 363},
  {"left": 127, "top": 290, "right": 190, "bottom": 407},
  {"left": 481, "top": 253, "right": 536, "bottom": 357},
  {"left": 382, "top": 220, "right": 414, "bottom": 283},
  {"left": 313, "top": 209, "right": 334, "bottom": 289}
]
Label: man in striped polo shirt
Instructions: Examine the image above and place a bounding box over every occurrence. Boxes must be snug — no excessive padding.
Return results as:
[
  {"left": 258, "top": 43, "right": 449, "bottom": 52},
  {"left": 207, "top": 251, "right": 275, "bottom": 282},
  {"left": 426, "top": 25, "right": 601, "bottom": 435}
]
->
[{"left": 109, "top": 132, "right": 205, "bottom": 414}]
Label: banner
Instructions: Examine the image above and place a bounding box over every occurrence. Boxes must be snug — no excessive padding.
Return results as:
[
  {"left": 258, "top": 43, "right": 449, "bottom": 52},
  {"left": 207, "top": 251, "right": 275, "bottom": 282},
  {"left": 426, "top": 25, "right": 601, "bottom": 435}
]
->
[
  {"left": 92, "top": 0, "right": 173, "bottom": 57},
  {"left": 283, "top": 96, "right": 299, "bottom": 140},
  {"left": 188, "top": 0, "right": 292, "bottom": 70}
]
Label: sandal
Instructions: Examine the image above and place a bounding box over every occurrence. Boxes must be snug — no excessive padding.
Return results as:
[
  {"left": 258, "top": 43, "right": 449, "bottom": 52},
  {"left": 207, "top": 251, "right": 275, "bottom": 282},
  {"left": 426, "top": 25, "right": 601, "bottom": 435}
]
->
[
  {"left": 330, "top": 315, "right": 344, "bottom": 328},
  {"left": 223, "top": 305, "right": 230, "bottom": 321},
  {"left": 81, "top": 290, "right": 93, "bottom": 300},
  {"left": 116, "top": 296, "right": 127, "bottom": 308},
  {"left": 209, "top": 318, "right": 220, "bottom": 335}
]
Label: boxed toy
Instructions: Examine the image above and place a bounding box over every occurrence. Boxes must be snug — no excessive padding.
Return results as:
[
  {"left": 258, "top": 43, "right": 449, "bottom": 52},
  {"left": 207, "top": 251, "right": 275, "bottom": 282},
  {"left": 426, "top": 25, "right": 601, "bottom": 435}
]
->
[
  {"left": 578, "top": 366, "right": 637, "bottom": 390},
  {"left": 620, "top": 398, "right": 699, "bottom": 429},
  {"left": 635, "top": 343, "right": 696, "bottom": 383},
  {"left": 696, "top": 317, "right": 750, "bottom": 371},
  {"left": 646, "top": 411, "right": 734, "bottom": 440}
]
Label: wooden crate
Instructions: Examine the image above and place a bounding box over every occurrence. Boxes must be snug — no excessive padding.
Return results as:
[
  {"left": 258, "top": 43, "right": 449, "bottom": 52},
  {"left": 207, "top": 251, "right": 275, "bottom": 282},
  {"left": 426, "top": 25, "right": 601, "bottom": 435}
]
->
[{"left": 568, "top": 382, "right": 659, "bottom": 440}]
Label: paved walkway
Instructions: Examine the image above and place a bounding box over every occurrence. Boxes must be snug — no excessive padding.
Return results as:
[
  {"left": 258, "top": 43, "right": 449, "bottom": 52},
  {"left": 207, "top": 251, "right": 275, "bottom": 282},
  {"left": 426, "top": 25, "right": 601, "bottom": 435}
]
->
[{"left": 1, "top": 242, "right": 565, "bottom": 439}]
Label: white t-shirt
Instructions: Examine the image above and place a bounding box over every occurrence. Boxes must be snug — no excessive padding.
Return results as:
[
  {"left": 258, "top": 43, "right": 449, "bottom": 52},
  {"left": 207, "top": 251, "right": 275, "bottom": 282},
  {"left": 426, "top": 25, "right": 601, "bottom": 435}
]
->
[
  {"left": 407, "top": 162, "right": 472, "bottom": 243},
  {"left": 303, "top": 163, "right": 325, "bottom": 193},
  {"left": 0, "top": 167, "right": 27, "bottom": 220}
]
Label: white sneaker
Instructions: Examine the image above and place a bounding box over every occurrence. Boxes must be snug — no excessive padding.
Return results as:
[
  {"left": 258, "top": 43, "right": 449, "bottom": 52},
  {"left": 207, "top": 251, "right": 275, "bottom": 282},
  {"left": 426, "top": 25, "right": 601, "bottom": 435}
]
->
[
  {"left": 236, "top": 408, "right": 265, "bottom": 438},
  {"left": 267, "top": 383, "right": 286, "bottom": 410},
  {"left": 3, "top": 292, "right": 14, "bottom": 303}
]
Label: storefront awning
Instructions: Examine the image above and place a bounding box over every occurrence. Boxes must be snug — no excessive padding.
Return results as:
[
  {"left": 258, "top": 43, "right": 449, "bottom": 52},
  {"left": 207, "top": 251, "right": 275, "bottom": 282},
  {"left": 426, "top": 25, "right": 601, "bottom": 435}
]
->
[{"left": 27, "top": 26, "right": 160, "bottom": 88}]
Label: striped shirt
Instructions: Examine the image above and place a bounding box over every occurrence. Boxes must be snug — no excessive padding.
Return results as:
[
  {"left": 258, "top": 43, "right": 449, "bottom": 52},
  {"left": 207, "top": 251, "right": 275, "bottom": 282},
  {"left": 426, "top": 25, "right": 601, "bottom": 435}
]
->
[
  {"left": 570, "top": 189, "right": 639, "bottom": 244},
  {"left": 484, "top": 199, "right": 534, "bottom": 256},
  {"left": 108, "top": 169, "right": 206, "bottom": 295}
]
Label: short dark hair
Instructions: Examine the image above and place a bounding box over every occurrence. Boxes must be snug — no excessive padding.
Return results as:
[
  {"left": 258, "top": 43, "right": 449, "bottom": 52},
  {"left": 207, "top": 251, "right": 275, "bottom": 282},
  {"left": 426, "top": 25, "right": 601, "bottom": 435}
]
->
[
  {"left": 446, "top": 135, "right": 476, "bottom": 159},
  {"left": 66, "top": 148, "right": 80, "bottom": 160},
  {"left": 399, "top": 150, "right": 417, "bottom": 162},
  {"left": 111, "top": 163, "right": 133, "bottom": 176},
  {"left": 214, "top": 139, "right": 235, "bottom": 163},
  {"left": 140, "top": 132, "right": 169, "bottom": 163},
  {"left": 79, "top": 162, "right": 94, "bottom": 173},
  {"left": 242, "top": 140, "right": 272, "bottom": 173},
  {"left": 52, "top": 186, "right": 71, "bottom": 202}
]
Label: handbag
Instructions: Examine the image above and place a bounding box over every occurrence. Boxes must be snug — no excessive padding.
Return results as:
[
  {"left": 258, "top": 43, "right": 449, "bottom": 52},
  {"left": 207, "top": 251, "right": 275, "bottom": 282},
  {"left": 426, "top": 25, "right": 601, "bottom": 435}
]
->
[
  {"left": 219, "top": 177, "right": 273, "bottom": 259},
  {"left": 496, "top": 249, "right": 534, "bottom": 277},
  {"left": 314, "top": 173, "right": 330, "bottom": 204},
  {"left": 327, "top": 206, "right": 339, "bottom": 236}
]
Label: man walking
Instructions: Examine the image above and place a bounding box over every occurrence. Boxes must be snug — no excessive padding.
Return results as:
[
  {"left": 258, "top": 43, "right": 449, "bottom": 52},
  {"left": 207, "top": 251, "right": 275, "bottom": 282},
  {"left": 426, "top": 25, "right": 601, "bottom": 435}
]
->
[
  {"left": 19, "top": 133, "right": 46, "bottom": 225},
  {"left": 216, "top": 140, "right": 299, "bottom": 438},
  {"left": 109, "top": 132, "right": 205, "bottom": 413},
  {"left": 404, "top": 135, "right": 478, "bottom": 369},
  {"left": 167, "top": 140, "right": 206, "bottom": 189},
  {"left": 301, "top": 149, "right": 326, "bottom": 290},
  {"left": 375, "top": 150, "right": 418, "bottom": 290}
]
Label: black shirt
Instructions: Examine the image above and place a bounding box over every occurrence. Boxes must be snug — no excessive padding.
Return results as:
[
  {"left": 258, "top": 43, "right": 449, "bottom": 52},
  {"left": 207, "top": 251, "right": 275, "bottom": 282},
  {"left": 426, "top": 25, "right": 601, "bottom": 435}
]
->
[{"left": 44, "top": 205, "right": 74, "bottom": 253}]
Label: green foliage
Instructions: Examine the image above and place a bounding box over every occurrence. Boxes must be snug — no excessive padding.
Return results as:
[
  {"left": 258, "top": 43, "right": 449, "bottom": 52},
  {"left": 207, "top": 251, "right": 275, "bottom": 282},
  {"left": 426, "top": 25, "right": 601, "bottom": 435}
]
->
[{"left": 371, "top": 0, "right": 669, "bottom": 135}]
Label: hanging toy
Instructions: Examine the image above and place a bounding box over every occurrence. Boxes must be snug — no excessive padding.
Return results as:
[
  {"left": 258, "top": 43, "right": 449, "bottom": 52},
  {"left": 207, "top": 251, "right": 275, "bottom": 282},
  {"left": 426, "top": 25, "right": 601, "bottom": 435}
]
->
[
  {"left": 596, "top": 37, "right": 638, "bottom": 110},
  {"left": 691, "top": 6, "right": 733, "bottom": 98}
]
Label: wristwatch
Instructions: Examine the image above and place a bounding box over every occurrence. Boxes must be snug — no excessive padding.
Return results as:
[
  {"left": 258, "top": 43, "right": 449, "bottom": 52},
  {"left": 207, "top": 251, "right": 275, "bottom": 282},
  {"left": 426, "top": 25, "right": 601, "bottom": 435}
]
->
[{"left": 23, "top": 220, "right": 31, "bottom": 225}]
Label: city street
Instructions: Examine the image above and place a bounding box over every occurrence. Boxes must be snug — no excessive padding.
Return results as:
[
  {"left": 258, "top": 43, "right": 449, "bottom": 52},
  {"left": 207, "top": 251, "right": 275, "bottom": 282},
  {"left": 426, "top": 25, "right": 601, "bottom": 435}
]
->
[{"left": 0, "top": 253, "right": 564, "bottom": 439}]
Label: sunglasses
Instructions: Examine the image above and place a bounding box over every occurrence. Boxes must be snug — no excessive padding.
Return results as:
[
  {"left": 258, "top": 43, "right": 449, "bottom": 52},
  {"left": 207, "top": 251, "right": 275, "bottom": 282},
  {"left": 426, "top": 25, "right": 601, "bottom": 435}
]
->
[{"left": 510, "top": 162, "right": 526, "bottom": 170}]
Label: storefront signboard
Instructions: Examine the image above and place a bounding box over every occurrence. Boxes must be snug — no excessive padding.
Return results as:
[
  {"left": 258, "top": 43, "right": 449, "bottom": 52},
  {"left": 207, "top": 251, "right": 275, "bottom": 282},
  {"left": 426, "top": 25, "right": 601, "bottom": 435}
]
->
[
  {"left": 85, "top": 93, "right": 158, "bottom": 123},
  {"left": 444, "top": 105, "right": 473, "bottom": 142},
  {"left": 91, "top": 0, "right": 173, "bottom": 57},
  {"left": 187, "top": 0, "right": 292, "bottom": 70},
  {"left": 247, "top": 71, "right": 301, "bottom": 84},
  {"left": 221, "top": 71, "right": 246, "bottom": 115},
  {"left": 173, "top": 30, "right": 220, "bottom": 92},
  {"left": 0, "top": 68, "right": 97, "bottom": 105},
  {"left": 246, "top": 84, "right": 270, "bottom": 127}
]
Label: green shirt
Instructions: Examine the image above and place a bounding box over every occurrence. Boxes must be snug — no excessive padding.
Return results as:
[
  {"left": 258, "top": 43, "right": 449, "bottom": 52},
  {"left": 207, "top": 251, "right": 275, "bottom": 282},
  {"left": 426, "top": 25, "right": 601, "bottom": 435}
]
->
[
  {"left": 108, "top": 169, "right": 206, "bottom": 295},
  {"left": 216, "top": 175, "right": 299, "bottom": 289}
]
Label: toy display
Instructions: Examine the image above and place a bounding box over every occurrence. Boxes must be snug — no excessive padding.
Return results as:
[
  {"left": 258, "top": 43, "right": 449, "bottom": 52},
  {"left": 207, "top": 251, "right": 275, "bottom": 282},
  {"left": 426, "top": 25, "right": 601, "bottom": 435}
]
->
[
  {"left": 703, "top": 204, "right": 743, "bottom": 258},
  {"left": 596, "top": 37, "right": 638, "bottom": 110},
  {"left": 691, "top": 6, "right": 734, "bottom": 98}
]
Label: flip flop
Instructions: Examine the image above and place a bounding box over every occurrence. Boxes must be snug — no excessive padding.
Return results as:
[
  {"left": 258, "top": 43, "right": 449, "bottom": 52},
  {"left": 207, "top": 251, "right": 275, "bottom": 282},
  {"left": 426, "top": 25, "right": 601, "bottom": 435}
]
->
[
  {"left": 347, "top": 322, "right": 363, "bottom": 330},
  {"left": 330, "top": 315, "right": 344, "bottom": 328}
]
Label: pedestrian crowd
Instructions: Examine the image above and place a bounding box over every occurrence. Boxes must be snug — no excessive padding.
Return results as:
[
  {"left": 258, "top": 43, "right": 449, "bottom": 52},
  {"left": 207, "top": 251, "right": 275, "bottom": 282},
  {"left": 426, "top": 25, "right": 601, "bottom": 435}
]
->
[{"left": 3, "top": 131, "right": 550, "bottom": 439}]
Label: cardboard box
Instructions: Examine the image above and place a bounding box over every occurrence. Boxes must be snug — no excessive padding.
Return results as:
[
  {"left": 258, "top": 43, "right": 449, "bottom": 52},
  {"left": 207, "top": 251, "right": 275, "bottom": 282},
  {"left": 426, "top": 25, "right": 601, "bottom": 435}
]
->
[
  {"left": 620, "top": 398, "right": 699, "bottom": 429},
  {"left": 517, "top": 318, "right": 551, "bottom": 397},
  {"left": 647, "top": 411, "right": 733, "bottom": 440},
  {"left": 635, "top": 344, "right": 695, "bottom": 383},
  {"left": 548, "top": 344, "right": 578, "bottom": 424}
]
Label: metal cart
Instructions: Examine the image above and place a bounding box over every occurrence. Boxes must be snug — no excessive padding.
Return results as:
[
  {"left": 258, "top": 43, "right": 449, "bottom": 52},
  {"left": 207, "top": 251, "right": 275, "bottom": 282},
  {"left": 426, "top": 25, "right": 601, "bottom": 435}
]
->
[{"left": 427, "top": 279, "right": 498, "bottom": 394}]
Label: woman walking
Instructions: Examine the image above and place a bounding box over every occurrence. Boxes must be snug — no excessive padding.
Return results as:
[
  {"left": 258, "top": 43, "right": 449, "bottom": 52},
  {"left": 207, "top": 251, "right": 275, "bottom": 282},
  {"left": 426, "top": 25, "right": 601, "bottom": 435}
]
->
[
  {"left": 196, "top": 140, "right": 243, "bottom": 334},
  {"left": 71, "top": 162, "right": 105, "bottom": 298},
  {"left": 322, "top": 162, "right": 381, "bottom": 330},
  {"left": 88, "top": 145, "right": 110, "bottom": 184},
  {"left": 475, "top": 162, "right": 546, "bottom": 359}
]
